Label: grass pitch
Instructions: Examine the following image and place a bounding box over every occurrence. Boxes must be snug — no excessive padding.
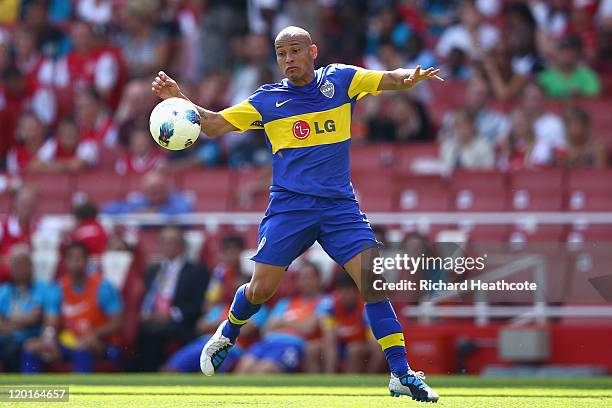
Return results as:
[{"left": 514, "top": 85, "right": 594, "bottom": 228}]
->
[{"left": 1, "top": 374, "right": 611, "bottom": 407}]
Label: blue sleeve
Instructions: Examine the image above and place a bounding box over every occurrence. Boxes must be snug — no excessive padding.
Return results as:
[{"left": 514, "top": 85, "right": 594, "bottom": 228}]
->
[
  {"left": 31, "top": 282, "right": 48, "bottom": 308},
  {"left": 0, "top": 285, "right": 9, "bottom": 317},
  {"left": 269, "top": 298, "right": 289, "bottom": 319},
  {"left": 45, "top": 284, "right": 62, "bottom": 316},
  {"left": 316, "top": 295, "right": 335, "bottom": 318},
  {"left": 162, "top": 192, "right": 193, "bottom": 215},
  {"left": 250, "top": 306, "right": 269, "bottom": 329},
  {"left": 98, "top": 280, "right": 123, "bottom": 315},
  {"left": 203, "top": 305, "right": 223, "bottom": 324}
]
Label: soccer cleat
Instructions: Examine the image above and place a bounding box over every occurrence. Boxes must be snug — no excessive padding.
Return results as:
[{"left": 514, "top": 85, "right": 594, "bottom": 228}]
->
[
  {"left": 200, "top": 322, "right": 233, "bottom": 376},
  {"left": 389, "top": 370, "right": 439, "bottom": 403}
]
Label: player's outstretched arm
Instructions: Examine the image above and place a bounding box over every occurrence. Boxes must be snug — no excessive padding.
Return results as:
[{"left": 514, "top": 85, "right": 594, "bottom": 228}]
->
[
  {"left": 378, "top": 65, "right": 443, "bottom": 91},
  {"left": 151, "top": 71, "right": 237, "bottom": 137}
]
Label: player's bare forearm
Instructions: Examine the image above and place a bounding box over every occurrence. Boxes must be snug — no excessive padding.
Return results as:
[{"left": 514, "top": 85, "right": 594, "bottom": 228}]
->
[
  {"left": 152, "top": 70, "right": 237, "bottom": 137},
  {"left": 378, "top": 66, "right": 443, "bottom": 91}
]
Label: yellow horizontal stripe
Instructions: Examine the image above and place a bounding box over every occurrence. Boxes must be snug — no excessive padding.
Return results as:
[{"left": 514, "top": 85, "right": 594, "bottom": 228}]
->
[
  {"left": 228, "top": 312, "right": 248, "bottom": 325},
  {"left": 377, "top": 332, "right": 405, "bottom": 350},
  {"left": 264, "top": 103, "right": 351, "bottom": 153}
]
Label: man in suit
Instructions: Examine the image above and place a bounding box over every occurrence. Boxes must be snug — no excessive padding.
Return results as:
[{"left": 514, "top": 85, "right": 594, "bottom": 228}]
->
[{"left": 132, "top": 226, "right": 209, "bottom": 371}]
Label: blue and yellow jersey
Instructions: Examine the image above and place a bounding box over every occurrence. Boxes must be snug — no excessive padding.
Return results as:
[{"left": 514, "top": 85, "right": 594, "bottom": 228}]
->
[{"left": 220, "top": 64, "right": 384, "bottom": 199}]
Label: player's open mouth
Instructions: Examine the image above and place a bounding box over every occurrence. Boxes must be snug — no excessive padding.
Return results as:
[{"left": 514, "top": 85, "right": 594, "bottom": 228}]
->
[{"left": 286, "top": 67, "right": 298, "bottom": 73}]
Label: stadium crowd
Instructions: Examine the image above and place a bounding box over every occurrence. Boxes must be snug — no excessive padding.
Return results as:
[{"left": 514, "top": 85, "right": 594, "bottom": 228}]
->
[{"left": 1, "top": 0, "right": 612, "bottom": 372}]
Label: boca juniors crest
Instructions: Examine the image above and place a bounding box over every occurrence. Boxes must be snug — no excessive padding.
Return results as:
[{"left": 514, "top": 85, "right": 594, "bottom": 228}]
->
[{"left": 320, "top": 80, "right": 334, "bottom": 98}]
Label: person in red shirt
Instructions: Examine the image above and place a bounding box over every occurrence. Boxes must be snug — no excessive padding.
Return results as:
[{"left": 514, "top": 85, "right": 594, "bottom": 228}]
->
[
  {"left": 32, "top": 117, "right": 99, "bottom": 172},
  {"left": 68, "top": 201, "right": 108, "bottom": 257},
  {"left": 75, "top": 87, "right": 118, "bottom": 148},
  {"left": 51, "top": 20, "right": 123, "bottom": 117},
  {"left": 6, "top": 112, "right": 47, "bottom": 175},
  {"left": 0, "top": 186, "right": 39, "bottom": 257},
  {"left": 115, "top": 127, "right": 166, "bottom": 175},
  {"left": 0, "top": 185, "right": 39, "bottom": 282}
]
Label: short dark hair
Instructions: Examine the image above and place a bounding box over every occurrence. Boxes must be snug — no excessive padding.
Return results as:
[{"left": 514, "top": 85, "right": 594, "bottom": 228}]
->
[
  {"left": 65, "top": 241, "right": 90, "bottom": 257},
  {"left": 73, "top": 201, "right": 99, "bottom": 221},
  {"left": 222, "top": 234, "right": 245, "bottom": 251}
]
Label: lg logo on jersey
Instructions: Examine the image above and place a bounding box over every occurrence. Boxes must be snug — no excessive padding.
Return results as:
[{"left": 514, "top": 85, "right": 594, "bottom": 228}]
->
[{"left": 292, "top": 120, "right": 336, "bottom": 140}]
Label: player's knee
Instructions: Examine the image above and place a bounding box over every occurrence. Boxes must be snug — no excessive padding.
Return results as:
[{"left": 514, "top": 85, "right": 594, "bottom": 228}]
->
[{"left": 246, "top": 281, "right": 276, "bottom": 304}]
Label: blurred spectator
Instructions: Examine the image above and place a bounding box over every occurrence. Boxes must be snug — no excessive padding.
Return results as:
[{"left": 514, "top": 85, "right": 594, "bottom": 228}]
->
[
  {"left": 115, "top": 127, "right": 167, "bottom": 175},
  {"left": 440, "top": 109, "right": 495, "bottom": 173},
  {"left": 132, "top": 226, "right": 209, "bottom": 371},
  {"left": 504, "top": 2, "right": 543, "bottom": 76},
  {"left": 115, "top": 80, "right": 158, "bottom": 145},
  {"left": 21, "top": 242, "right": 123, "bottom": 373},
  {"left": 365, "top": 7, "right": 412, "bottom": 57},
  {"left": 520, "top": 82, "right": 566, "bottom": 166},
  {"left": 76, "top": 0, "right": 113, "bottom": 28},
  {"left": 235, "top": 261, "right": 323, "bottom": 374},
  {"left": 102, "top": 170, "right": 193, "bottom": 215},
  {"left": 555, "top": 106, "right": 606, "bottom": 168},
  {"left": 68, "top": 201, "right": 108, "bottom": 256},
  {"left": 498, "top": 108, "right": 537, "bottom": 171},
  {"left": 205, "top": 235, "right": 247, "bottom": 307},
  {"left": 438, "top": 77, "right": 510, "bottom": 145},
  {"left": 6, "top": 112, "right": 47, "bottom": 175},
  {"left": 116, "top": 0, "right": 169, "bottom": 79},
  {"left": 0, "top": 245, "right": 48, "bottom": 372},
  {"left": 406, "top": 33, "right": 437, "bottom": 71},
  {"left": 0, "top": 186, "right": 39, "bottom": 258},
  {"left": 318, "top": 273, "right": 367, "bottom": 373},
  {"left": 538, "top": 35, "right": 601, "bottom": 99},
  {"left": 227, "top": 33, "right": 273, "bottom": 106},
  {"left": 163, "top": 247, "right": 267, "bottom": 373},
  {"left": 366, "top": 93, "right": 433, "bottom": 143},
  {"left": 75, "top": 87, "right": 118, "bottom": 148},
  {"left": 435, "top": 0, "right": 500, "bottom": 60},
  {"left": 481, "top": 40, "right": 529, "bottom": 101},
  {"left": 440, "top": 47, "right": 471, "bottom": 80},
  {"left": 31, "top": 117, "right": 99, "bottom": 172},
  {"left": 227, "top": 132, "right": 273, "bottom": 169},
  {"left": 22, "top": 0, "right": 69, "bottom": 58}
]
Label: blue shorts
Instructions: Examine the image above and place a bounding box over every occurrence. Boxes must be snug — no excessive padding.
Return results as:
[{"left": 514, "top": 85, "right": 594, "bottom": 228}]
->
[
  {"left": 246, "top": 338, "right": 304, "bottom": 372},
  {"left": 165, "top": 335, "right": 242, "bottom": 373},
  {"left": 251, "top": 191, "right": 382, "bottom": 267}
]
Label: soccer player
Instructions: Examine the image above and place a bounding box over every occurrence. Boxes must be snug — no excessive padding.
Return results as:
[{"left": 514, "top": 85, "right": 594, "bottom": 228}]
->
[{"left": 152, "top": 26, "right": 442, "bottom": 402}]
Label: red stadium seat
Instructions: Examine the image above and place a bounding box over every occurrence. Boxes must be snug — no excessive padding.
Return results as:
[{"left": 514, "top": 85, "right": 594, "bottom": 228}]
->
[
  {"left": 350, "top": 144, "right": 395, "bottom": 172},
  {"left": 451, "top": 187, "right": 508, "bottom": 211},
  {"left": 21, "top": 172, "right": 74, "bottom": 199},
  {"left": 510, "top": 189, "right": 564, "bottom": 211},
  {"left": 38, "top": 196, "right": 71, "bottom": 214},
  {"left": 352, "top": 170, "right": 395, "bottom": 212},
  {"left": 394, "top": 143, "right": 439, "bottom": 173},
  {"left": 510, "top": 169, "right": 565, "bottom": 191},
  {"left": 230, "top": 169, "right": 270, "bottom": 212},
  {"left": 567, "top": 169, "right": 612, "bottom": 192},
  {"left": 466, "top": 225, "right": 510, "bottom": 242},
  {"left": 74, "top": 170, "right": 125, "bottom": 205},
  {"left": 395, "top": 175, "right": 449, "bottom": 211},
  {"left": 178, "top": 169, "right": 232, "bottom": 211},
  {"left": 567, "top": 190, "right": 612, "bottom": 211},
  {"left": 567, "top": 225, "right": 612, "bottom": 243},
  {"left": 509, "top": 224, "right": 567, "bottom": 242},
  {"left": 450, "top": 170, "right": 507, "bottom": 191}
]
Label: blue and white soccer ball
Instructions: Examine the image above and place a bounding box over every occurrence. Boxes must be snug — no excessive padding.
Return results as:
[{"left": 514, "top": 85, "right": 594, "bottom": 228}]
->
[{"left": 149, "top": 97, "right": 201, "bottom": 150}]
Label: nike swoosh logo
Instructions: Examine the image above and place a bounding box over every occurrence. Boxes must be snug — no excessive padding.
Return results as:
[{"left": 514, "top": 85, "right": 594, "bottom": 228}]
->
[{"left": 275, "top": 99, "right": 292, "bottom": 107}]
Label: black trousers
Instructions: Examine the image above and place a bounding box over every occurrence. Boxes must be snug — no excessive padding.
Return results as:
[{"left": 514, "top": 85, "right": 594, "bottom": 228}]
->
[{"left": 130, "top": 321, "right": 194, "bottom": 372}]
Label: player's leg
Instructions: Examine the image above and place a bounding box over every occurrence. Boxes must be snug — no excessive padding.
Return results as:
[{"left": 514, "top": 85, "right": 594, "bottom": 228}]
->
[
  {"left": 343, "top": 249, "right": 439, "bottom": 402},
  {"left": 201, "top": 192, "right": 320, "bottom": 376},
  {"left": 318, "top": 199, "right": 438, "bottom": 402},
  {"left": 200, "top": 262, "right": 285, "bottom": 375}
]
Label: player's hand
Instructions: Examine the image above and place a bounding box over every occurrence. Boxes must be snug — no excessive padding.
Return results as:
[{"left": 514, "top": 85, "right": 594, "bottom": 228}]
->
[
  {"left": 152, "top": 71, "right": 183, "bottom": 100},
  {"left": 403, "top": 65, "right": 444, "bottom": 87}
]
